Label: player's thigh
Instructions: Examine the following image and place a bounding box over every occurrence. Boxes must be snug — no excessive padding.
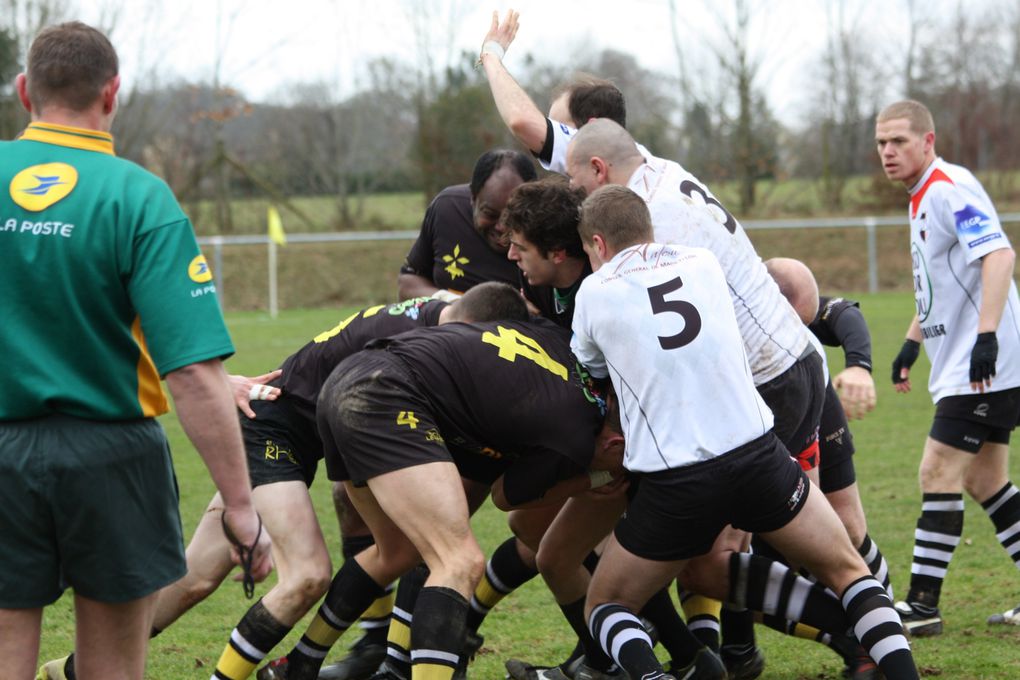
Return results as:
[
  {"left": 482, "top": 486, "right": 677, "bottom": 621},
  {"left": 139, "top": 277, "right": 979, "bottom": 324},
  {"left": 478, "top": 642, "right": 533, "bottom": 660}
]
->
[
  {"left": 919, "top": 436, "right": 973, "bottom": 492},
  {"left": 252, "top": 480, "right": 331, "bottom": 577},
  {"left": 180, "top": 493, "right": 234, "bottom": 587},
  {"left": 825, "top": 483, "right": 868, "bottom": 547},
  {"left": 676, "top": 525, "right": 749, "bottom": 599},
  {"left": 508, "top": 502, "right": 564, "bottom": 553},
  {"left": 365, "top": 461, "right": 478, "bottom": 568},
  {"left": 0, "top": 607, "right": 42, "bottom": 680},
  {"left": 537, "top": 494, "right": 625, "bottom": 574},
  {"left": 965, "top": 441, "right": 1010, "bottom": 501},
  {"left": 73, "top": 592, "right": 158, "bottom": 680},
  {"left": 587, "top": 534, "right": 686, "bottom": 615},
  {"left": 345, "top": 482, "right": 421, "bottom": 583},
  {"left": 759, "top": 481, "right": 864, "bottom": 596}
]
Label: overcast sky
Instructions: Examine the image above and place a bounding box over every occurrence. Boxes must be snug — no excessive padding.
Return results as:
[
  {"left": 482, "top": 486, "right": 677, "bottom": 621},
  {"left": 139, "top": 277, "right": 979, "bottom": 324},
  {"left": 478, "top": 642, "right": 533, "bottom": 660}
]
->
[{"left": 66, "top": 0, "right": 993, "bottom": 125}]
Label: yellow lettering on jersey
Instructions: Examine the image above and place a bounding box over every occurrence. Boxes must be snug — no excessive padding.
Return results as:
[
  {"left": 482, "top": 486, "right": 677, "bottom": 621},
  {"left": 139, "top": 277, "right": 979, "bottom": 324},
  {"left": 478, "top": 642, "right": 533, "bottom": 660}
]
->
[
  {"left": 397, "top": 411, "right": 419, "bottom": 429},
  {"left": 481, "top": 326, "right": 568, "bottom": 381},
  {"left": 314, "top": 311, "right": 360, "bottom": 343},
  {"left": 10, "top": 163, "right": 78, "bottom": 212},
  {"left": 362, "top": 304, "right": 386, "bottom": 318}
]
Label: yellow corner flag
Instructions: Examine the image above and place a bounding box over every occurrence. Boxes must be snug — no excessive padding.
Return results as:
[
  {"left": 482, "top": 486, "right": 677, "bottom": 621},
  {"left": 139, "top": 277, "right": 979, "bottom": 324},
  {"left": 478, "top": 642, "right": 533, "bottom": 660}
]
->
[{"left": 267, "top": 205, "right": 286, "bottom": 246}]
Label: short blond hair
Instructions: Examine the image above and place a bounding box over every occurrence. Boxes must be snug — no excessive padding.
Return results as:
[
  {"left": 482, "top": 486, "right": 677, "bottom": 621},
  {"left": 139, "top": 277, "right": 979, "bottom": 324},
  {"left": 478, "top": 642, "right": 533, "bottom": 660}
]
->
[
  {"left": 877, "top": 100, "right": 934, "bottom": 135},
  {"left": 579, "top": 185, "right": 652, "bottom": 252}
]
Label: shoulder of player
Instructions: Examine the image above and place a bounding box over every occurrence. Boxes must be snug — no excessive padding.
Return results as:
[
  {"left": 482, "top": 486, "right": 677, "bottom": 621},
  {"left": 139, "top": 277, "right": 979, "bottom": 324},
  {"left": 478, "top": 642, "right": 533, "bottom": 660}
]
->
[{"left": 430, "top": 183, "right": 472, "bottom": 206}]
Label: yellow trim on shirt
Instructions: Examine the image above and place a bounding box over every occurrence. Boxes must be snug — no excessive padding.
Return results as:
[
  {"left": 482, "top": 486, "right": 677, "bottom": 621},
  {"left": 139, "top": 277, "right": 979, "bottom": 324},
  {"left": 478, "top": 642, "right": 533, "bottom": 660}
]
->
[
  {"left": 132, "top": 317, "right": 168, "bottom": 417},
  {"left": 19, "top": 122, "right": 116, "bottom": 156}
]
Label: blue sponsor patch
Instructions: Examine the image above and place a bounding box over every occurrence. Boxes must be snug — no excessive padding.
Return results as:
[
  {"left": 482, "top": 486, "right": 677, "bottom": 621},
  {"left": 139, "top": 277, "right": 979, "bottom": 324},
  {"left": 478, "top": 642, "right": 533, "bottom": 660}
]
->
[
  {"left": 954, "top": 204, "right": 993, "bottom": 235},
  {"left": 968, "top": 232, "right": 1003, "bottom": 248},
  {"left": 559, "top": 123, "right": 572, "bottom": 136}
]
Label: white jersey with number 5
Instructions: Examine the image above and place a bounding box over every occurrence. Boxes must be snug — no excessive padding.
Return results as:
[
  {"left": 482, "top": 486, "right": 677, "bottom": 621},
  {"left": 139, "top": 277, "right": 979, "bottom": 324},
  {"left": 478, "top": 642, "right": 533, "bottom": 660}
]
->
[
  {"left": 626, "top": 155, "right": 810, "bottom": 385},
  {"left": 572, "top": 243, "right": 773, "bottom": 473},
  {"left": 908, "top": 157, "right": 1020, "bottom": 402}
]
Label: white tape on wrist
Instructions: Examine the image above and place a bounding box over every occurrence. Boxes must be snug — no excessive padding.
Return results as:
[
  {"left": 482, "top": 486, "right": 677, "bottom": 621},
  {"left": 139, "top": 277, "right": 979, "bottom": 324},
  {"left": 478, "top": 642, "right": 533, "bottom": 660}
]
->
[
  {"left": 589, "top": 470, "right": 614, "bottom": 489},
  {"left": 480, "top": 40, "right": 505, "bottom": 61}
]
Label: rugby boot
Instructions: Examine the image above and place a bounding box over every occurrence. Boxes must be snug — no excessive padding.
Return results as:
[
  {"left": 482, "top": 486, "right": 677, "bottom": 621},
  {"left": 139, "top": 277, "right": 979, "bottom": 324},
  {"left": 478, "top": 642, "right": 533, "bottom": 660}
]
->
[
  {"left": 36, "top": 655, "right": 74, "bottom": 680},
  {"left": 504, "top": 659, "right": 573, "bottom": 680},
  {"left": 842, "top": 645, "right": 882, "bottom": 680},
  {"left": 894, "top": 600, "right": 942, "bottom": 636},
  {"left": 451, "top": 630, "right": 484, "bottom": 680},
  {"left": 572, "top": 663, "right": 627, "bottom": 680},
  {"left": 987, "top": 603, "right": 1020, "bottom": 625},
  {"left": 257, "top": 657, "right": 289, "bottom": 680},
  {"left": 364, "top": 664, "right": 408, "bottom": 680},
  {"left": 720, "top": 644, "right": 765, "bottom": 680},
  {"left": 319, "top": 633, "right": 388, "bottom": 680},
  {"left": 666, "top": 648, "right": 726, "bottom": 680}
]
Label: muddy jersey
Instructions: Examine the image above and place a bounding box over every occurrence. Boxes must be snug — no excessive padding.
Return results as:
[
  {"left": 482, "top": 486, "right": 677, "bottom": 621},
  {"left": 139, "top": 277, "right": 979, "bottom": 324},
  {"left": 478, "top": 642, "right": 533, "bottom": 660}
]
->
[
  {"left": 368, "top": 319, "right": 602, "bottom": 495},
  {"left": 625, "top": 155, "right": 810, "bottom": 385},
  {"left": 572, "top": 243, "right": 773, "bottom": 473},
  {"left": 400, "top": 184, "right": 520, "bottom": 292},
  {"left": 278, "top": 298, "right": 446, "bottom": 424},
  {"left": 908, "top": 157, "right": 1020, "bottom": 402}
]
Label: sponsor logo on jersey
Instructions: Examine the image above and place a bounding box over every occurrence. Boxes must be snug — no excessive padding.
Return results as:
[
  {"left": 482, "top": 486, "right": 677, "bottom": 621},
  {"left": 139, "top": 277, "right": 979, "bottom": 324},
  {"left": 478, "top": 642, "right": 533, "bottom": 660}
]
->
[
  {"left": 9, "top": 163, "right": 78, "bottom": 211},
  {"left": 921, "top": 324, "right": 946, "bottom": 339},
  {"left": 188, "top": 254, "right": 213, "bottom": 283},
  {"left": 559, "top": 123, "right": 573, "bottom": 136},
  {"left": 954, "top": 204, "right": 1001, "bottom": 248},
  {"left": 911, "top": 243, "right": 934, "bottom": 322},
  {"left": 442, "top": 244, "right": 469, "bottom": 280}
]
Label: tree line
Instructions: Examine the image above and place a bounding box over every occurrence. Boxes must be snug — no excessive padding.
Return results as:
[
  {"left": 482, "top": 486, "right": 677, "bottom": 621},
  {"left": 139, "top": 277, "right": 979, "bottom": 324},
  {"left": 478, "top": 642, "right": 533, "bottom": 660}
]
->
[{"left": 3, "top": 0, "right": 1020, "bottom": 232}]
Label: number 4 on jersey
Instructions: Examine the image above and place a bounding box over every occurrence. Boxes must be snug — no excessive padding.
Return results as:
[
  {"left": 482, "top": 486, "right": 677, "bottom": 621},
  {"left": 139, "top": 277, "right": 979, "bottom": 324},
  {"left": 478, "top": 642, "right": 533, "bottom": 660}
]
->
[
  {"left": 397, "top": 411, "right": 419, "bottom": 429},
  {"left": 481, "top": 326, "right": 568, "bottom": 380}
]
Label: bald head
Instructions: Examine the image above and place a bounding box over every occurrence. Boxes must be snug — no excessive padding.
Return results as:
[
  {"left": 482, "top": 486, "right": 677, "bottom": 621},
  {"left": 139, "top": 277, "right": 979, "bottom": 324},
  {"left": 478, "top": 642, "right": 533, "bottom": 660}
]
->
[
  {"left": 764, "top": 258, "right": 819, "bottom": 324},
  {"left": 566, "top": 119, "right": 644, "bottom": 192}
]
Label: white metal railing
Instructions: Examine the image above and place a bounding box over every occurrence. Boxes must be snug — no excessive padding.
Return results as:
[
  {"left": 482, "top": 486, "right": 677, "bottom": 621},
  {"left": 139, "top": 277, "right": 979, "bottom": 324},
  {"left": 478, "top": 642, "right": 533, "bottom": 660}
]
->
[{"left": 197, "top": 213, "right": 1020, "bottom": 314}]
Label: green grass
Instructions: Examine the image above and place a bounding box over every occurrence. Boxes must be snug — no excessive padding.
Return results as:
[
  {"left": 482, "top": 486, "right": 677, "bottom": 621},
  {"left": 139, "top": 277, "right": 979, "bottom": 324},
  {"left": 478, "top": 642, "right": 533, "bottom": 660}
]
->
[{"left": 36, "top": 294, "right": 1020, "bottom": 679}]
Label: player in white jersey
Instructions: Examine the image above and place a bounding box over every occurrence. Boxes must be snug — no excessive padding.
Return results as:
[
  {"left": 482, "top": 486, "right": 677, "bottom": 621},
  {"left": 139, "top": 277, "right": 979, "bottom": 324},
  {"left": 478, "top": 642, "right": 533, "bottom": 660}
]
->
[
  {"left": 877, "top": 99, "right": 1020, "bottom": 635},
  {"left": 570, "top": 185, "right": 917, "bottom": 680}
]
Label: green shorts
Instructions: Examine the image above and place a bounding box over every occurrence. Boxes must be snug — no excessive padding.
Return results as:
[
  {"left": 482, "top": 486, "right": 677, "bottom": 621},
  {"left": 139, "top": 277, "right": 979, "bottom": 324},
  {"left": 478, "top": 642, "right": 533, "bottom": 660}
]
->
[{"left": 0, "top": 415, "right": 186, "bottom": 607}]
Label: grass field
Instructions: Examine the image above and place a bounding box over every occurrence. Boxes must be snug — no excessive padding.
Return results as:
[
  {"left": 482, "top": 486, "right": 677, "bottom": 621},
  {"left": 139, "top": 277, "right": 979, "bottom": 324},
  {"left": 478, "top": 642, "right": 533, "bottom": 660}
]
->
[{"left": 35, "top": 293, "right": 1020, "bottom": 679}]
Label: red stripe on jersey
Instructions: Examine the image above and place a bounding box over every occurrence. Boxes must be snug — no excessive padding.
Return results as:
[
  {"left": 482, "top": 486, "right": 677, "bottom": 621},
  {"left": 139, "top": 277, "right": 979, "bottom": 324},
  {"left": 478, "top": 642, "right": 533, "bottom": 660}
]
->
[{"left": 911, "top": 168, "right": 954, "bottom": 218}]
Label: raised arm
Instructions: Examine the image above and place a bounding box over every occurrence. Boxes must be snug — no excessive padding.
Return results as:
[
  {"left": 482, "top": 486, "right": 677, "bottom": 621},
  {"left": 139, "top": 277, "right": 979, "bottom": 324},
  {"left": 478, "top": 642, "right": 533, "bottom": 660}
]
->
[{"left": 478, "top": 10, "right": 549, "bottom": 154}]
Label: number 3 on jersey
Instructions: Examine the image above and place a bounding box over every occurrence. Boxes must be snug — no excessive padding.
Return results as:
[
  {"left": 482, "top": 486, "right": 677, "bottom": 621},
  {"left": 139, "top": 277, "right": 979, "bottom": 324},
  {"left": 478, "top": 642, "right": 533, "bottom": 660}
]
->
[
  {"left": 648, "top": 277, "right": 702, "bottom": 350},
  {"left": 482, "top": 326, "right": 568, "bottom": 380}
]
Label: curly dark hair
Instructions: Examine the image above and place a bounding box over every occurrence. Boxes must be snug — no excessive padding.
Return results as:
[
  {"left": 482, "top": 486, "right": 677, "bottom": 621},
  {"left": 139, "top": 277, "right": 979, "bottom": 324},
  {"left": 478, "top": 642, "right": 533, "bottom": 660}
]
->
[{"left": 501, "top": 176, "right": 587, "bottom": 259}]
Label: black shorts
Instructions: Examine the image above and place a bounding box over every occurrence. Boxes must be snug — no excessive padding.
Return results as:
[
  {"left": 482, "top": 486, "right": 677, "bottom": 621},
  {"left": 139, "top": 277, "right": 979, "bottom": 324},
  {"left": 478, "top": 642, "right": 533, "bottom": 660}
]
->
[
  {"left": 318, "top": 351, "right": 477, "bottom": 485},
  {"left": 241, "top": 398, "right": 322, "bottom": 488},
  {"left": 615, "top": 432, "right": 810, "bottom": 561},
  {"left": 930, "top": 387, "right": 1020, "bottom": 453},
  {"left": 756, "top": 348, "right": 825, "bottom": 470},
  {"left": 818, "top": 381, "right": 856, "bottom": 493}
]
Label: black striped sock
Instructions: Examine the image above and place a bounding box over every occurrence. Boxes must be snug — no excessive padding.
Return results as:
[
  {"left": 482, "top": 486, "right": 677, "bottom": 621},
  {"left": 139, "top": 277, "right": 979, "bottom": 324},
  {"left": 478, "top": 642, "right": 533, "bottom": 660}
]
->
[
  {"left": 588, "top": 603, "right": 666, "bottom": 679},
  {"left": 907, "top": 493, "right": 964, "bottom": 607},
  {"left": 466, "top": 537, "right": 537, "bottom": 631},
  {"left": 982, "top": 482, "right": 1020, "bottom": 571},
  {"left": 211, "top": 599, "right": 291, "bottom": 680},
  {"left": 857, "top": 534, "right": 893, "bottom": 600},
  {"left": 410, "top": 586, "right": 469, "bottom": 680},
  {"left": 842, "top": 576, "right": 918, "bottom": 679}
]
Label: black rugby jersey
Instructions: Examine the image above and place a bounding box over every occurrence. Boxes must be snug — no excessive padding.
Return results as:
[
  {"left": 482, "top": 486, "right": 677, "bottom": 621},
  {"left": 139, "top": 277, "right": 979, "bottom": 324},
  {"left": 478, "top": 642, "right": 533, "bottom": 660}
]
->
[
  {"left": 276, "top": 298, "right": 446, "bottom": 424},
  {"left": 810, "top": 296, "right": 872, "bottom": 372},
  {"left": 520, "top": 260, "right": 593, "bottom": 330},
  {"left": 367, "top": 319, "right": 603, "bottom": 504},
  {"left": 401, "top": 184, "right": 520, "bottom": 292}
]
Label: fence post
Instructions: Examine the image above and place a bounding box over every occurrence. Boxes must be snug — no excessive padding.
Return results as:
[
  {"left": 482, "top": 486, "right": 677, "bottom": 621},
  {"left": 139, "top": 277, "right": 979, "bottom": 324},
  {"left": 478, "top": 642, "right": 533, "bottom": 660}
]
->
[
  {"left": 212, "top": 236, "right": 224, "bottom": 310},
  {"left": 268, "top": 238, "right": 279, "bottom": 319},
  {"left": 865, "top": 217, "right": 878, "bottom": 294}
]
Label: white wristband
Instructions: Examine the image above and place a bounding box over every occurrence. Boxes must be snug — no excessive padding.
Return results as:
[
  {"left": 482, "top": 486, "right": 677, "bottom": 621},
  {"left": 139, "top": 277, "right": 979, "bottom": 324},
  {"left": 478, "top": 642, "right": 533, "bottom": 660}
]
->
[
  {"left": 480, "top": 40, "right": 505, "bottom": 61},
  {"left": 589, "top": 470, "right": 614, "bottom": 489}
]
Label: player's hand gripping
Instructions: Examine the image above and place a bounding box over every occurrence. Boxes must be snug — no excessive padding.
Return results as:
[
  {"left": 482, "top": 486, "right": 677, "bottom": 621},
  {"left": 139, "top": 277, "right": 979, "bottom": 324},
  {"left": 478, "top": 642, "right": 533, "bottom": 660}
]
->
[
  {"left": 481, "top": 9, "right": 520, "bottom": 59},
  {"left": 832, "top": 366, "right": 876, "bottom": 419},
  {"left": 891, "top": 338, "right": 920, "bottom": 393},
  {"left": 970, "top": 332, "right": 998, "bottom": 393},
  {"left": 222, "top": 505, "right": 273, "bottom": 597},
  {"left": 229, "top": 370, "right": 282, "bottom": 418}
]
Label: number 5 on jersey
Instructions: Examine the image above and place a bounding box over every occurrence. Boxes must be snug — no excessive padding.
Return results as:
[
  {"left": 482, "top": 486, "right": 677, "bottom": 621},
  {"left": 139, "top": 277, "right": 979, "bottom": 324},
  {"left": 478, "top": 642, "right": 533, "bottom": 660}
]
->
[{"left": 648, "top": 277, "right": 702, "bottom": 350}]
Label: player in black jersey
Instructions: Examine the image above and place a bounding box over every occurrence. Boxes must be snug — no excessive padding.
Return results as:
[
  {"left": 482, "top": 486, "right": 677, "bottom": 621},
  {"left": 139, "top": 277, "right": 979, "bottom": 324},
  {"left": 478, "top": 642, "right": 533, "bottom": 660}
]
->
[
  {"left": 504, "top": 177, "right": 592, "bottom": 330},
  {"left": 399, "top": 150, "right": 537, "bottom": 300},
  {"left": 265, "top": 319, "right": 623, "bottom": 680}
]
